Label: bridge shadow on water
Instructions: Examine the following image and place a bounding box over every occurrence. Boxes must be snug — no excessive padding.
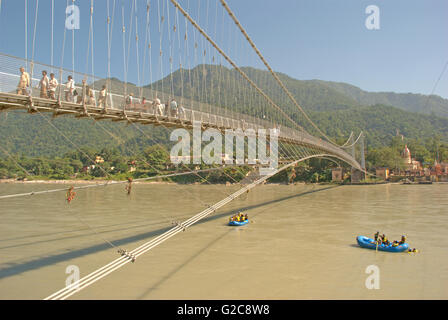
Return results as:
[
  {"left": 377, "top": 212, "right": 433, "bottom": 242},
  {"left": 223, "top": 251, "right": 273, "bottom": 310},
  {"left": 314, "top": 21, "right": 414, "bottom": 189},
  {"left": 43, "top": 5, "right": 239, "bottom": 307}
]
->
[{"left": 0, "top": 185, "right": 339, "bottom": 281}]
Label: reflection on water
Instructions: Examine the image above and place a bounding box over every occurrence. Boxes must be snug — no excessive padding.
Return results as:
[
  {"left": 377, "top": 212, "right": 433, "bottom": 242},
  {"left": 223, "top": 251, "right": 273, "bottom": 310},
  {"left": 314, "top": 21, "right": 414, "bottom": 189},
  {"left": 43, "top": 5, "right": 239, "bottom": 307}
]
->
[{"left": 0, "top": 183, "right": 447, "bottom": 299}]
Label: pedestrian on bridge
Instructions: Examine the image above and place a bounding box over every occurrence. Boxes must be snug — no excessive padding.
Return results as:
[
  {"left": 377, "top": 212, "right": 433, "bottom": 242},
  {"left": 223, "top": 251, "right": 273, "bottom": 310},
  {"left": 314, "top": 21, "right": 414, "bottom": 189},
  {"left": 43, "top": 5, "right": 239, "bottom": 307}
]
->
[
  {"left": 64, "top": 75, "right": 75, "bottom": 102},
  {"left": 77, "top": 79, "right": 87, "bottom": 104},
  {"left": 48, "top": 73, "right": 58, "bottom": 100},
  {"left": 87, "top": 86, "right": 95, "bottom": 106},
  {"left": 16, "top": 67, "right": 30, "bottom": 95},
  {"left": 97, "top": 85, "right": 107, "bottom": 109},
  {"left": 154, "top": 98, "right": 164, "bottom": 115},
  {"left": 178, "top": 105, "right": 186, "bottom": 119},
  {"left": 38, "top": 70, "right": 49, "bottom": 98},
  {"left": 170, "top": 98, "right": 178, "bottom": 117}
]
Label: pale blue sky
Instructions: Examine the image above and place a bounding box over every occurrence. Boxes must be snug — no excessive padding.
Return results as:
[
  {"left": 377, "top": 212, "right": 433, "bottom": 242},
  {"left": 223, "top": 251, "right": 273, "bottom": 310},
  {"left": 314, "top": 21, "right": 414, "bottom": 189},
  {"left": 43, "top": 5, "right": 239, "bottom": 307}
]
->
[{"left": 0, "top": 0, "right": 447, "bottom": 98}]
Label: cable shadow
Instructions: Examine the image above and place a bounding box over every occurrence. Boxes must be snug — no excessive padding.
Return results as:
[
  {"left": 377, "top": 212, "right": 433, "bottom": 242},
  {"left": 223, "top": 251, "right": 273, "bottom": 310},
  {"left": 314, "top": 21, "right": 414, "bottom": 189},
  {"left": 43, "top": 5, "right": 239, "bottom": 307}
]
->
[
  {"left": 0, "top": 220, "right": 170, "bottom": 251},
  {"left": 137, "top": 229, "right": 231, "bottom": 299},
  {"left": 0, "top": 217, "right": 166, "bottom": 243},
  {"left": 0, "top": 185, "right": 339, "bottom": 280},
  {"left": 137, "top": 185, "right": 339, "bottom": 299}
]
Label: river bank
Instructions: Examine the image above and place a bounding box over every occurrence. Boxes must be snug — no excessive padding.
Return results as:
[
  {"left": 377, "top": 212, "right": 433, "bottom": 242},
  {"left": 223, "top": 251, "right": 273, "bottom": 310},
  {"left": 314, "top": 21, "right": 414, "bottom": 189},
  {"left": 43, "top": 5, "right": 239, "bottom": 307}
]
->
[{"left": 0, "top": 178, "right": 311, "bottom": 186}]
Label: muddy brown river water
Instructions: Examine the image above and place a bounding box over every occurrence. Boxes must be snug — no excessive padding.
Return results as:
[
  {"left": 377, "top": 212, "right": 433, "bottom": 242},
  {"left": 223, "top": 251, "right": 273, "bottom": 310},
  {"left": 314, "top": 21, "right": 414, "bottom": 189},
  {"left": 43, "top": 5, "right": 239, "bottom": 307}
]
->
[{"left": 0, "top": 182, "right": 447, "bottom": 299}]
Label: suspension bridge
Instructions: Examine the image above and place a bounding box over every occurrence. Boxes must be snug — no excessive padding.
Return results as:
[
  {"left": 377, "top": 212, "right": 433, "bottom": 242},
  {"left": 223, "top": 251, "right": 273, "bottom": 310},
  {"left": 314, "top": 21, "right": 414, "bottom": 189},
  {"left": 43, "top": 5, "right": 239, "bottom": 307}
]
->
[{"left": 0, "top": 0, "right": 366, "bottom": 299}]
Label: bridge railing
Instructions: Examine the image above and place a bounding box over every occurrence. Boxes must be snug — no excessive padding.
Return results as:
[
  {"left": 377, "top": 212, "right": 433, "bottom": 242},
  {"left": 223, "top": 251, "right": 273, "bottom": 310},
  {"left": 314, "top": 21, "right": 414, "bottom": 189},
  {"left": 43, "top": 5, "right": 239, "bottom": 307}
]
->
[{"left": 0, "top": 53, "right": 360, "bottom": 168}]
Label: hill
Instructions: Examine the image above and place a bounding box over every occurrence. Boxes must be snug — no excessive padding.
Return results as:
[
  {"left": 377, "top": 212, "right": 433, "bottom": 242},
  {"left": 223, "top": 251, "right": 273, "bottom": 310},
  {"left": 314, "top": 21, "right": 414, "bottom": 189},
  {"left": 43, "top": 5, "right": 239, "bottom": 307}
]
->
[
  {"left": 313, "top": 80, "right": 448, "bottom": 118},
  {"left": 1, "top": 65, "right": 448, "bottom": 159}
]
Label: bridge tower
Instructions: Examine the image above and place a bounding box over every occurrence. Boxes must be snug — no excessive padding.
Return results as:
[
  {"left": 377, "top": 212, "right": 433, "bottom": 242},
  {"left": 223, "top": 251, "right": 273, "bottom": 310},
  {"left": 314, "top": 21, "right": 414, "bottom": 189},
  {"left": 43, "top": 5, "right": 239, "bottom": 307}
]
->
[{"left": 351, "top": 132, "right": 366, "bottom": 183}]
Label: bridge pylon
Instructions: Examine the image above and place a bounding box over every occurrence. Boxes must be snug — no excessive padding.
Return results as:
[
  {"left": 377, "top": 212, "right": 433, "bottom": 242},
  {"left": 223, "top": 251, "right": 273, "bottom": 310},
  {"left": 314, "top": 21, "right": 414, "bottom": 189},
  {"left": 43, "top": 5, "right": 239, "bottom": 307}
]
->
[{"left": 350, "top": 132, "right": 366, "bottom": 183}]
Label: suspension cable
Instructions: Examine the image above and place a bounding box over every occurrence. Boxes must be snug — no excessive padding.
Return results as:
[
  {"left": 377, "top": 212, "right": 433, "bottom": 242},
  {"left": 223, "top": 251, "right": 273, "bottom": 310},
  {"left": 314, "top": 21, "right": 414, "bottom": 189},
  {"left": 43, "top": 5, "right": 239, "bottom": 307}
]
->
[
  {"left": 218, "top": 0, "right": 341, "bottom": 147},
  {"left": 169, "top": 0, "right": 307, "bottom": 137}
]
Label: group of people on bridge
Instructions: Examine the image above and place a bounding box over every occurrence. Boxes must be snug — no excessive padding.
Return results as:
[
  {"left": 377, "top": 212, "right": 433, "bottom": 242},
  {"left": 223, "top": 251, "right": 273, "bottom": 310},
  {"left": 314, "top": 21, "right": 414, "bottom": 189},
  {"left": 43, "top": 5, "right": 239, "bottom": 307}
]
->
[
  {"left": 16, "top": 67, "right": 188, "bottom": 117},
  {"left": 124, "top": 94, "right": 185, "bottom": 117},
  {"left": 16, "top": 67, "right": 108, "bottom": 109}
]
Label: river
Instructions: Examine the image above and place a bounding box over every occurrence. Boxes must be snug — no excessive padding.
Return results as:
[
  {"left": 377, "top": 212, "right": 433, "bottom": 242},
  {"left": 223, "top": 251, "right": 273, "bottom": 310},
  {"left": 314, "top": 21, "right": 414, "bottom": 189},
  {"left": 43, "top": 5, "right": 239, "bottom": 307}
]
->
[{"left": 0, "top": 182, "right": 447, "bottom": 299}]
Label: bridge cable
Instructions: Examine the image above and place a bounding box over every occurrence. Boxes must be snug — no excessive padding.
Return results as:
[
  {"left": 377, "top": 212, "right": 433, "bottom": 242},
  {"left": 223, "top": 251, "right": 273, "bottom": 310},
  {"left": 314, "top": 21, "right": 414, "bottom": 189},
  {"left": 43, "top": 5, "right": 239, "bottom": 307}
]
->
[
  {"left": 0, "top": 144, "right": 33, "bottom": 177},
  {"left": 45, "top": 156, "right": 328, "bottom": 300},
  {"left": 0, "top": 168, "right": 225, "bottom": 201},
  {"left": 30, "top": 0, "right": 39, "bottom": 81},
  {"left": 219, "top": 0, "right": 341, "bottom": 147},
  {"left": 121, "top": 2, "right": 127, "bottom": 100},
  {"left": 57, "top": 0, "right": 69, "bottom": 102},
  {"left": 50, "top": 0, "right": 54, "bottom": 69},
  {"left": 25, "top": 0, "right": 27, "bottom": 64},
  {"left": 169, "top": 0, "right": 308, "bottom": 138}
]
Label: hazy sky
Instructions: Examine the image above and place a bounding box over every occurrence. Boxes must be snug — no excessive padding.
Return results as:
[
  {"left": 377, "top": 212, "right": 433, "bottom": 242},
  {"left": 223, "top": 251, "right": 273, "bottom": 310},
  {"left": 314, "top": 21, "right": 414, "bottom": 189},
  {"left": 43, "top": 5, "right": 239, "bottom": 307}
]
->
[{"left": 0, "top": 0, "right": 446, "bottom": 98}]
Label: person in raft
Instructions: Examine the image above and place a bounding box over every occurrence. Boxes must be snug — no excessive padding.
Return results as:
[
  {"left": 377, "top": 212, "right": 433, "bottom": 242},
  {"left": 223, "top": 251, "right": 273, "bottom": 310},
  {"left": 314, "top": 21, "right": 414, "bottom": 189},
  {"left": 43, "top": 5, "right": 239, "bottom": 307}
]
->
[
  {"left": 229, "top": 212, "right": 248, "bottom": 222},
  {"left": 380, "top": 234, "right": 390, "bottom": 246},
  {"left": 392, "top": 235, "right": 407, "bottom": 247}
]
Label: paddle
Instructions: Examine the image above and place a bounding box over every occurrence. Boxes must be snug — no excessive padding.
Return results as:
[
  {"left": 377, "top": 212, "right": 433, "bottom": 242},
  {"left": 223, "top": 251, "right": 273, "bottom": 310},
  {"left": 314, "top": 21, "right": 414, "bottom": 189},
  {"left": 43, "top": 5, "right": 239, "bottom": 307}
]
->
[{"left": 375, "top": 232, "right": 380, "bottom": 252}]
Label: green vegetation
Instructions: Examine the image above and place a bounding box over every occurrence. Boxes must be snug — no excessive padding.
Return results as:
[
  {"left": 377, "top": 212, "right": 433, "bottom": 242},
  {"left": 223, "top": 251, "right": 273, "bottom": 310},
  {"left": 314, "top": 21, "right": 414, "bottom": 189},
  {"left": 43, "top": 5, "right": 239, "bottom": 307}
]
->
[
  {"left": 0, "top": 145, "right": 251, "bottom": 184},
  {"left": 1, "top": 65, "right": 448, "bottom": 183}
]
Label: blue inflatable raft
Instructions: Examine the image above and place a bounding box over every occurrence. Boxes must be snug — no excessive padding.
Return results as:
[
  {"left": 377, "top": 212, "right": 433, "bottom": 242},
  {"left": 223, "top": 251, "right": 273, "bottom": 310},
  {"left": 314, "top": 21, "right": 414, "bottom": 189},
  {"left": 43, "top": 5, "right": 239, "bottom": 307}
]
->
[
  {"left": 228, "top": 220, "right": 249, "bottom": 226},
  {"left": 357, "top": 236, "right": 409, "bottom": 253}
]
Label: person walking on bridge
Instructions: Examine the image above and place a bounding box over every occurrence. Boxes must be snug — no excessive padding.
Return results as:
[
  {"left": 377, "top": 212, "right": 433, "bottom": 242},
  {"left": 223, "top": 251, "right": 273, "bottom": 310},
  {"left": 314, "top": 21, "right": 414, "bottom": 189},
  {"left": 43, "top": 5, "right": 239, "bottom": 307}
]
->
[
  {"left": 98, "top": 85, "right": 107, "bottom": 109},
  {"left": 48, "top": 73, "right": 58, "bottom": 100},
  {"left": 16, "top": 67, "right": 30, "bottom": 95},
  {"left": 38, "top": 70, "right": 49, "bottom": 98},
  {"left": 64, "top": 75, "right": 75, "bottom": 102},
  {"left": 169, "top": 98, "right": 178, "bottom": 117}
]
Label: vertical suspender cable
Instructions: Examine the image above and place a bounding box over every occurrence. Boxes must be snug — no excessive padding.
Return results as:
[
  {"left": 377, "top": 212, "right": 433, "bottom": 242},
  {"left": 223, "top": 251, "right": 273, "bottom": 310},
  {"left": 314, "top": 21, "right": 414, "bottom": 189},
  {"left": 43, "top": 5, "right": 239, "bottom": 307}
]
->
[
  {"left": 58, "top": 0, "right": 69, "bottom": 101},
  {"left": 90, "top": 0, "right": 94, "bottom": 88},
  {"left": 106, "top": 0, "right": 116, "bottom": 106},
  {"left": 126, "top": 0, "right": 135, "bottom": 90},
  {"left": 107, "top": 0, "right": 111, "bottom": 88},
  {"left": 219, "top": 0, "right": 340, "bottom": 147},
  {"left": 51, "top": 0, "right": 54, "bottom": 71},
  {"left": 142, "top": 0, "right": 150, "bottom": 95},
  {"left": 121, "top": 3, "right": 127, "bottom": 100},
  {"left": 71, "top": 0, "right": 75, "bottom": 79},
  {"left": 25, "top": 0, "right": 28, "bottom": 67},
  {"left": 136, "top": 12, "right": 142, "bottom": 99},
  {"left": 30, "top": 0, "right": 39, "bottom": 83}
]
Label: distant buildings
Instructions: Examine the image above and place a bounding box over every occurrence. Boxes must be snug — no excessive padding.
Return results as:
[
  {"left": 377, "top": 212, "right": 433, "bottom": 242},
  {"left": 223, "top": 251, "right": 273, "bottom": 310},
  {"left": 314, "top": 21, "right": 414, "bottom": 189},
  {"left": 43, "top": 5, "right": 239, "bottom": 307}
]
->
[
  {"left": 375, "top": 167, "right": 390, "bottom": 180},
  {"left": 331, "top": 167, "right": 344, "bottom": 182},
  {"left": 374, "top": 145, "right": 448, "bottom": 182},
  {"left": 401, "top": 144, "right": 423, "bottom": 176}
]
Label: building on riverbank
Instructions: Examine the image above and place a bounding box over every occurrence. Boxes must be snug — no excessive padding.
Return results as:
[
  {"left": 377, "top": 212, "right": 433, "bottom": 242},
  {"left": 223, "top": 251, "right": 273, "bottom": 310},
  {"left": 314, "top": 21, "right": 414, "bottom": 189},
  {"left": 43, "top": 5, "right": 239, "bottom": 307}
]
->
[{"left": 375, "top": 167, "right": 390, "bottom": 180}]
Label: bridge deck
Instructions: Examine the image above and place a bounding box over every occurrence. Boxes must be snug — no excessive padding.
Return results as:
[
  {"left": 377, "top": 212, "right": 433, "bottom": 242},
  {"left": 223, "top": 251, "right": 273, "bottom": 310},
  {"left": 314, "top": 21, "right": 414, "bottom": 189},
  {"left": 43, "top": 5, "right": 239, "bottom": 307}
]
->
[{"left": 0, "top": 92, "right": 361, "bottom": 169}]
